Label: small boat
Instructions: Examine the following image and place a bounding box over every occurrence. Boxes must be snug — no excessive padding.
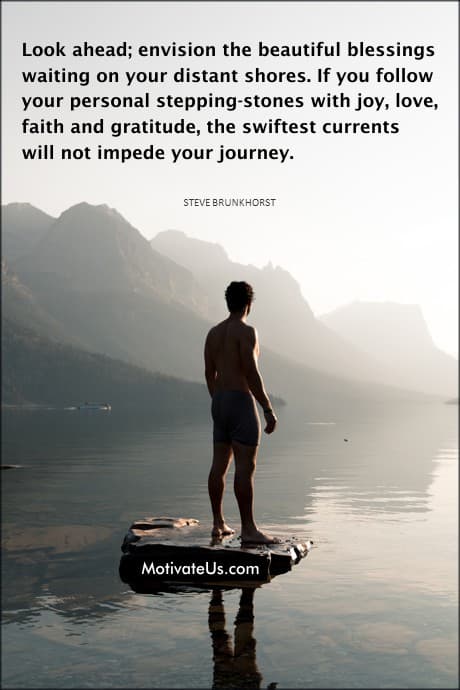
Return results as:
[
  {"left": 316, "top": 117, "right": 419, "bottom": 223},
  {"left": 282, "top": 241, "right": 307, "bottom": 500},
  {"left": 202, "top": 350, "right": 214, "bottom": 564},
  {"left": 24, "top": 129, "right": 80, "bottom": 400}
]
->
[{"left": 78, "top": 402, "right": 111, "bottom": 411}]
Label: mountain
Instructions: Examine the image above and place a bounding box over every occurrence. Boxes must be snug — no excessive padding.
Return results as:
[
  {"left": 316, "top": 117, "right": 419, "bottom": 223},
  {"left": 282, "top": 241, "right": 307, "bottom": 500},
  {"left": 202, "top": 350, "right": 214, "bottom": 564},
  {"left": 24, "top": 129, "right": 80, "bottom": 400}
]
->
[
  {"left": 13, "top": 202, "right": 208, "bottom": 315},
  {"left": 150, "top": 231, "right": 402, "bottom": 387},
  {"left": 2, "top": 202, "right": 439, "bottom": 409},
  {"left": 2, "top": 318, "right": 210, "bottom": 411},
  {"left": 2, "top": 259, "right": 82, "bottom": 346},
  {"left": 6, "top": 203, "right": 214, "bottom": 377},
  {"left": 320, "top": 302, "right": 458, "bottom": 397},
  {"left": 1, "top": 202, "right": 55, "bottom": 262},
  {"left": 151, "top": 230, "right": 456, "bottom": 397}
]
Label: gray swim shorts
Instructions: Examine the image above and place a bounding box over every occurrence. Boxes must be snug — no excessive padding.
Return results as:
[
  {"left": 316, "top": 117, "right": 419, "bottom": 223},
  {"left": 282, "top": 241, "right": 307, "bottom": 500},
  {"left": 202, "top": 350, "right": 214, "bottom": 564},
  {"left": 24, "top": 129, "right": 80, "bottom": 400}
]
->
[{"left": 211, "top": 390, "right": 261, "bottom": 446}]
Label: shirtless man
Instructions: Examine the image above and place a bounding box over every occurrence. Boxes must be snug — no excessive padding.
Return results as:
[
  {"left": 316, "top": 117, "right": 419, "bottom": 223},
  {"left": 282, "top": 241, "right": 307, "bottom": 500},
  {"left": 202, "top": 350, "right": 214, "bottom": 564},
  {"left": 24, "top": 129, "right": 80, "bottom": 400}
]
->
[{"left": 204, "top": 281, "right": 278, "bottom": 543}]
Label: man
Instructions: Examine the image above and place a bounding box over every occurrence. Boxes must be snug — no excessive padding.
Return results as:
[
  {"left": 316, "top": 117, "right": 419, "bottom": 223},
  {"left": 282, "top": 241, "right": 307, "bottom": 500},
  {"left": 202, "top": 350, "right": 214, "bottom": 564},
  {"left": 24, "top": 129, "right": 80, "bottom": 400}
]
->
[{"left": 204, "top": 281, "right": 279, "bottom": 543}]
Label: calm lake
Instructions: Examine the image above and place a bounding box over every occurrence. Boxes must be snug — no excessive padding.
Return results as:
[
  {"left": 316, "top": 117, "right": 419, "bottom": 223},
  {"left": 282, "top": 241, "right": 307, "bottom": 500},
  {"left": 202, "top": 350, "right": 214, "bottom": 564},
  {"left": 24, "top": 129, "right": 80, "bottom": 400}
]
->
[{"left": 1, "top": 402, "right": 458, "bottom": 689}]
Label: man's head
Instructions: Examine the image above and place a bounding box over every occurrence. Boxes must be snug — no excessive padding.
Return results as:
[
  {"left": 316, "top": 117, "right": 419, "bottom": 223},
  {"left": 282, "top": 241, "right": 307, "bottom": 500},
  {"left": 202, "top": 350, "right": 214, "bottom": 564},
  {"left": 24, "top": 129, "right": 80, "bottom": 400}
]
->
[{"left": 225, "top": 281, "right": 254, "bottom": 315}]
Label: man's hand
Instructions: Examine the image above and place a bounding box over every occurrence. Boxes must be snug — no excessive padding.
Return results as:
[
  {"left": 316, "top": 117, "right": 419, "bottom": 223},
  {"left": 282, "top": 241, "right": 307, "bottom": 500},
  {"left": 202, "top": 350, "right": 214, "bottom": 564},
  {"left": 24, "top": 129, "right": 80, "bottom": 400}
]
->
[{"left": 263, "top": 409, "right": 277, "bottom": 434}]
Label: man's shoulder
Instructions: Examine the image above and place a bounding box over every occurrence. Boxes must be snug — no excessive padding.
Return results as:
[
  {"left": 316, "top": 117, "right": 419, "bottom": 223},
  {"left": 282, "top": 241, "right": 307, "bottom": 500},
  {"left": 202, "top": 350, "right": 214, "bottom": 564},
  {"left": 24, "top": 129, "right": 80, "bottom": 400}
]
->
[
  {"left": 206, "top": 320, "right": 226, "bottom": 339},
  {"left": 240, "top": 322, "right": 257, "bottom": 341},
  {"left": 208, "top": 319, "right": 226, "bottom": 333},
  {"left": 206, "top": 319, "right": 256, "bottom": 340}
]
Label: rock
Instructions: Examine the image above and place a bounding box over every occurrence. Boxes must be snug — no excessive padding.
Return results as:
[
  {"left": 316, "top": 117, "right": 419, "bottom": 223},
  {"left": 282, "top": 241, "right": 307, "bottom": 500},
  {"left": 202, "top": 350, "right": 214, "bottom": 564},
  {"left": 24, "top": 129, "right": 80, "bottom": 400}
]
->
[{"left": 119, "top": 516, "right": 313, "bottom": 591}]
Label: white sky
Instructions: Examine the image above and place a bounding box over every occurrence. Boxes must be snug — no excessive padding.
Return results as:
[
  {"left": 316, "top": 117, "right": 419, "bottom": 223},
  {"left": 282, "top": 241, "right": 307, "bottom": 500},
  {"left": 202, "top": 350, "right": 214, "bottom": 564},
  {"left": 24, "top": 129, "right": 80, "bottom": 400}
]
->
[{"left": 2, "top": 1, "right": 458, "bottom": 356}]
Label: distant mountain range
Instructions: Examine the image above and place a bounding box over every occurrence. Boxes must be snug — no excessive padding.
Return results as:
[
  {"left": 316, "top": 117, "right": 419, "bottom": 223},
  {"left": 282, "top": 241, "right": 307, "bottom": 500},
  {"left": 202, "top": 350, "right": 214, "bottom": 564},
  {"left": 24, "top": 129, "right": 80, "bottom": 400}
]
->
[
  {"left": 320, "top": 302, "right": 456, "bottom": 398},
  {"left": 10, "top": 202, "right": 208, "bottom": 314},
  {"left": 151, "top": 230, "right": 381, "bottom": 382},
  {"left": 1, "top": 201, "right": 456, "bottom": 408},
  {"left": 151, "top": 230, "right": 457, "bottom": 397},
  {"left": 2, "top": 203, "right": 210, "bottom": 379}
]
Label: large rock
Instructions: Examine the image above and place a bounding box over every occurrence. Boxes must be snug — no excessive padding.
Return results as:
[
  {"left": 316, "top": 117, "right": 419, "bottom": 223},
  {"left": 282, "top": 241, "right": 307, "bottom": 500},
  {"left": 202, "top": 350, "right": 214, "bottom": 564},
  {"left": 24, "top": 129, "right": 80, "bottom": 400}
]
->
[{"left": 119, "top": 516, "right": 312, "bottom": 591}]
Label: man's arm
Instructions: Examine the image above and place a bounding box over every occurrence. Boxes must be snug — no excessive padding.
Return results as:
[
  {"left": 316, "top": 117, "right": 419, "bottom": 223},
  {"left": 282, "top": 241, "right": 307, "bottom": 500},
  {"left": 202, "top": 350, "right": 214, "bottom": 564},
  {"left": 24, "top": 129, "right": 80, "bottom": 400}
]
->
[
  {"left": 204, "top": 331, "right": 217, "bottom": 397},
  {"left": 240, "top": 327, "right": 277, "bottom": 433}
]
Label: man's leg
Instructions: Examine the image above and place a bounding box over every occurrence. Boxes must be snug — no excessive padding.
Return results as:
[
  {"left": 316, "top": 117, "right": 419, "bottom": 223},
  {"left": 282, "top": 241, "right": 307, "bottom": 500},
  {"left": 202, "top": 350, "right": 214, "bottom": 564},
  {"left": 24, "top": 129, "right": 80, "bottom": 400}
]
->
[
  {"left": 232, "top": 441, "right": 280, "bottom": 544},
  {"left": 208, "top": 442, "right": 234, "bottom": 537}
]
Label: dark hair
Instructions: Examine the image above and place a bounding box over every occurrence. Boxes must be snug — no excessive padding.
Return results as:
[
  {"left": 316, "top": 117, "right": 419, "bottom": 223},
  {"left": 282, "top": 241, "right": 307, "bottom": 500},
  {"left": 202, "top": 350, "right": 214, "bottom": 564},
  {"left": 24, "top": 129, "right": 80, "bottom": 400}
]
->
[{"left": 225, "top": 281, "right": 255, "bottom": 312}]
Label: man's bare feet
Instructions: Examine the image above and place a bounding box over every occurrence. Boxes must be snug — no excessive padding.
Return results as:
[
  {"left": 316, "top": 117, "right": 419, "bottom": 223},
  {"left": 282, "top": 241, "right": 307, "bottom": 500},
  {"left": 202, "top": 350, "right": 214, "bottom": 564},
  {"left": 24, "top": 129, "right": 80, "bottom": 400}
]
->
[
  {"left": 211, "top": 523, "right": 235, "bottom": 538},
  {"left": 240, "top": 528, "right": 282, "bottom": 544}
]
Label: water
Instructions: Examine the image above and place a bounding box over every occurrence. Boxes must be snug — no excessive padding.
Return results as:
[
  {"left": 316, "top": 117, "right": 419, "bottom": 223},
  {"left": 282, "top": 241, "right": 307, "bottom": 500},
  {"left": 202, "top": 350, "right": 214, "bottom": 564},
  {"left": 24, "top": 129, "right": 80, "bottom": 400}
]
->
[{"left": 1, "top": 402, "right": 458, "bottom": 688}]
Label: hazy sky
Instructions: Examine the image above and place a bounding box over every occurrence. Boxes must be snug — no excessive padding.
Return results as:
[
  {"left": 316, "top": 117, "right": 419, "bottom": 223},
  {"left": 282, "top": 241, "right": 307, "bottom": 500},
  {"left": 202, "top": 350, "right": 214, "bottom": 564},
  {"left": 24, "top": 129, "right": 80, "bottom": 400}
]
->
[{"left": 2, "top": 1, "right": 458, "bottom": 356}]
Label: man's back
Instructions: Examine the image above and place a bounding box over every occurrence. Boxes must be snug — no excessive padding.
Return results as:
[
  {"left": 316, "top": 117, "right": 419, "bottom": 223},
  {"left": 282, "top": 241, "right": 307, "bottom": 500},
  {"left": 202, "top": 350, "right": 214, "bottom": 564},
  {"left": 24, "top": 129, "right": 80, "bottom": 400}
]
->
[{"left": 205, "top": 318, "right": 255, "bottom": 393}]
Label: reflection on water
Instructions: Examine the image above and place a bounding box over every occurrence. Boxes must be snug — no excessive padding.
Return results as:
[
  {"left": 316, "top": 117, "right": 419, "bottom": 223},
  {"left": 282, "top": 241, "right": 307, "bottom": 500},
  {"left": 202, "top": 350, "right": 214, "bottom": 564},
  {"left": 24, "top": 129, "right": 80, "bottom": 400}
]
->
[
  {"left": 1, "top": 402, "right": 458, "bottom": 688},
  {"left": 209, "top": 588, "right": 263, "bottom": 690}
]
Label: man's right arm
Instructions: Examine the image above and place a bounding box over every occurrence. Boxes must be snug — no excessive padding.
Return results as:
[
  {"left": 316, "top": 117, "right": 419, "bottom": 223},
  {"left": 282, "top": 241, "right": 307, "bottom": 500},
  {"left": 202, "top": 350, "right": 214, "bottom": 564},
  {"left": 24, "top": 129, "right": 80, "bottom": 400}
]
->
[
  {"left": 204, "top": 330, "right": 217, "bottom": 397},
  {"left": 240, "top": 327, "right": 277, "bottom": 433}
]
